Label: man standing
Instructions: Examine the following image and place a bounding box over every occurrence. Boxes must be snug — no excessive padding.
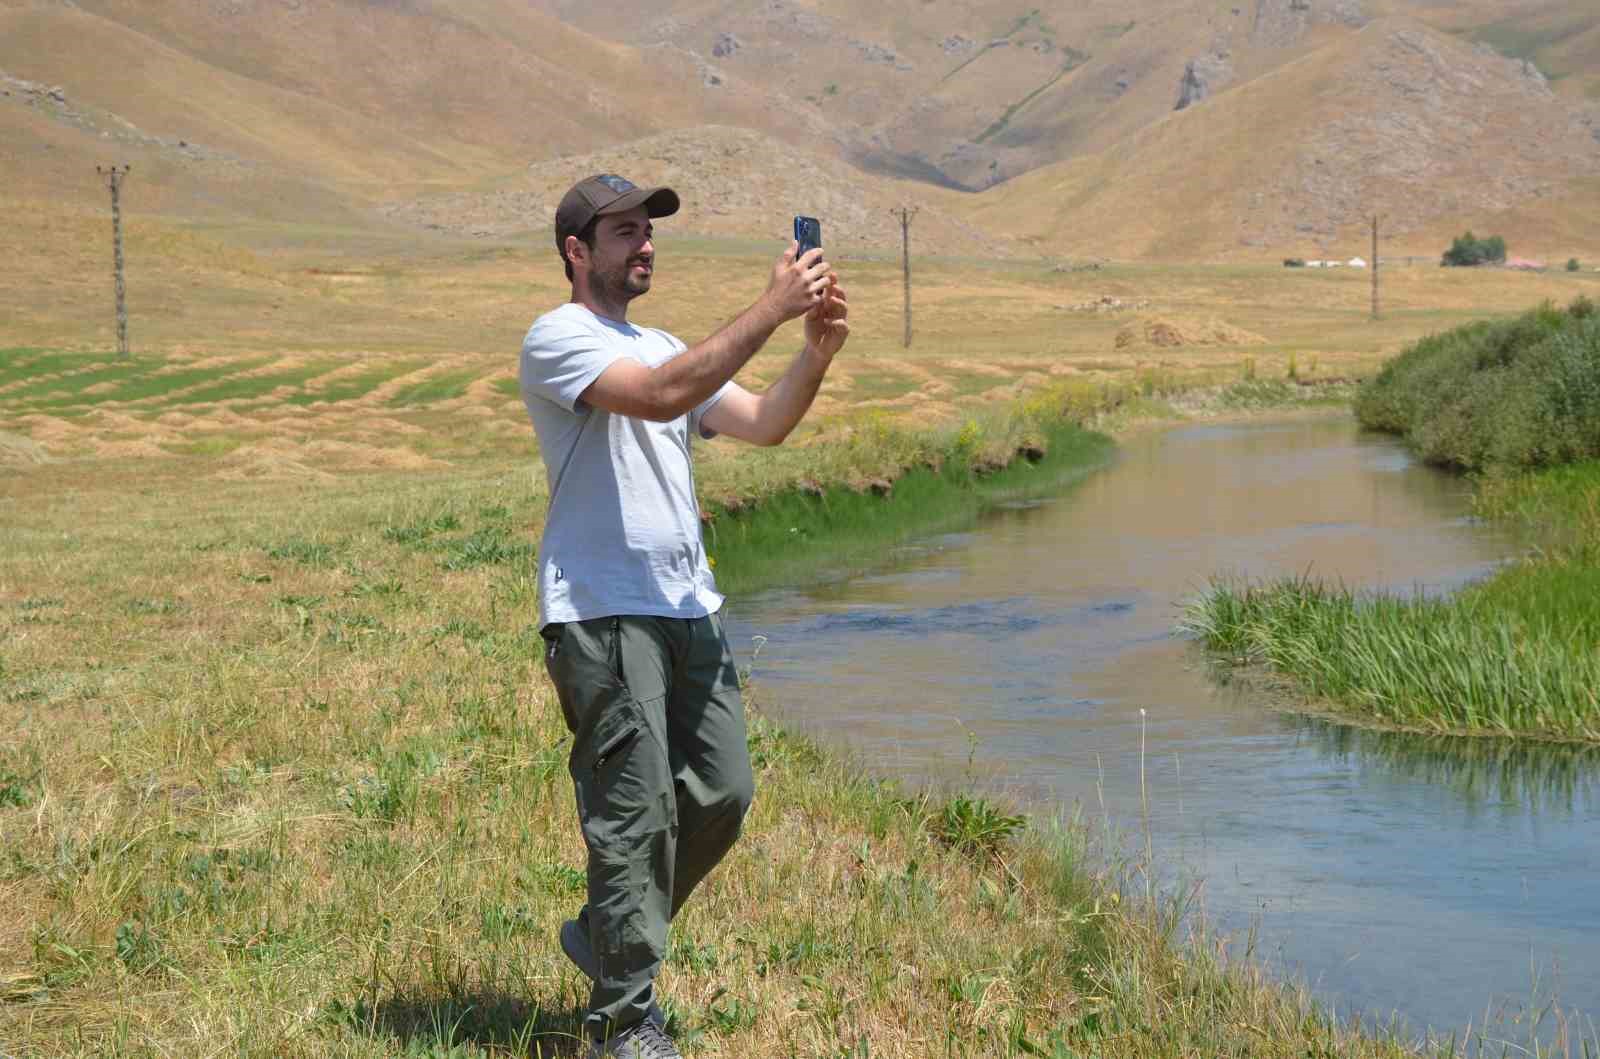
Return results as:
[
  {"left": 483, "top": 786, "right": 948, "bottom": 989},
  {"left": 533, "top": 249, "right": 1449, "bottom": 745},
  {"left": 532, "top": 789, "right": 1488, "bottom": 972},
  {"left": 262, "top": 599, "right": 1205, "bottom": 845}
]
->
[{"left": 519, "top": 174, "right": 849, "bottom": 1059}]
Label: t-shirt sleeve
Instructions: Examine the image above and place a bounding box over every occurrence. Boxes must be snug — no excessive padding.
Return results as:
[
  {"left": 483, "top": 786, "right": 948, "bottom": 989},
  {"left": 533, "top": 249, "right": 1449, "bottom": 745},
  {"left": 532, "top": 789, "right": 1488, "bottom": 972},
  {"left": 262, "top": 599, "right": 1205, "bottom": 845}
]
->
[
  {"left": 689, "top": 380, "right": 736, "bottom": 440},
  {"left": 520, "top": 313, "right": 620, "bottom": 413}
]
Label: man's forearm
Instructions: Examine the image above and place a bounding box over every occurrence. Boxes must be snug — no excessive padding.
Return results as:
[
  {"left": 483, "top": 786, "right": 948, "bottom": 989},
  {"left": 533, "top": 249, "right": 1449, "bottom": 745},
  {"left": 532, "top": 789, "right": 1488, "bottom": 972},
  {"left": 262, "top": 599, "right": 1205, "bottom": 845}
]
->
[
  {"left": 650, "top": 298, "right": 786, "bottom": 418},
  {"left": 748, "top": 345, "right": 832, "bottom": 445}
]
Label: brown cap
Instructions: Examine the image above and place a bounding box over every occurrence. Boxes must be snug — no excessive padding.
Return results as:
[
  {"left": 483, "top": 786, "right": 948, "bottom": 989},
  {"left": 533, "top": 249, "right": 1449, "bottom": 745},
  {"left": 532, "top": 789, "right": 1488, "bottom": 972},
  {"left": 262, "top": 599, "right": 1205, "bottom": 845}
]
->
[{"left": 554, "top": 174, "right": 680, "bottom": 257}]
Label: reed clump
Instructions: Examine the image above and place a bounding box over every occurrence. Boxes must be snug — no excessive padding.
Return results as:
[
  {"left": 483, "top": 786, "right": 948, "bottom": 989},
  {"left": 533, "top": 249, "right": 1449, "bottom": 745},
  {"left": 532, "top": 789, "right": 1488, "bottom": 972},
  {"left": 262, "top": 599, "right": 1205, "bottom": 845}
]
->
[
  {"left": 1183, "top": 564, "right": 1600, "bottom": 742},
  {"left": 1354, "top": 296, "right": 1600, "bottom": 470}
]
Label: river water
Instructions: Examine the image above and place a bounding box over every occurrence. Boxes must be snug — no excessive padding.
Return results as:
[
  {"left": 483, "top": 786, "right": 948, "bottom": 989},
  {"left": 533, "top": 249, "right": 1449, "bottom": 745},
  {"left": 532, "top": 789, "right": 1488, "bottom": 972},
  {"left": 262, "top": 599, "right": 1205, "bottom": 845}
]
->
[{"left": 723, "top": 417, "right": 1600, "bottom": 1041}]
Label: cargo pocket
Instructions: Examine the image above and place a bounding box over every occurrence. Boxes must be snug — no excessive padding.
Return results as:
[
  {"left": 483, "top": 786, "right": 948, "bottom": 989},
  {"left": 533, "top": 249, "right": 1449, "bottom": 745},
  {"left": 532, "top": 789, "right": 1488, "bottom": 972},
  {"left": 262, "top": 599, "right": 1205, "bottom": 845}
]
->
[{"left": 572, "top": 697, "right": 659, "bottom": 857}]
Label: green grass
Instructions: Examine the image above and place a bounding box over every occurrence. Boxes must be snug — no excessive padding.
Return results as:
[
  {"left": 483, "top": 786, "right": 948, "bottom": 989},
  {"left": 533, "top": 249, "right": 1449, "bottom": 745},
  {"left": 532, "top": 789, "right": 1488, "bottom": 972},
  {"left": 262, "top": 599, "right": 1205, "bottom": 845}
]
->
[
  {"left": 387, "top": 368, "right": 484, "bottom": 407},
  {"left": 1182, "top": 572, "right": 1600, "bottom": 742},
  {"left": 62, "top": 359, "right": 271, "bottom": 409},
  {"left": 0, "top": 349, "right": 96, "bottom": 388},
  {"left": 0, "top": 360, "right": 147, "bottom": 404},
  {"left": 1355, "top": 297, "right": 1600, "bottom": 470},
  {"left": 171, "top": 361, "right": 340, "bottom": 406},
  {"left": 283, "top": 361, "right": 423, "bottom": 406},
  {"left": 2, "top": 357, "right": 278, "bottom": 413},
  {"left": 707, "top": 417, "right": 1112, "bottom": 596}
]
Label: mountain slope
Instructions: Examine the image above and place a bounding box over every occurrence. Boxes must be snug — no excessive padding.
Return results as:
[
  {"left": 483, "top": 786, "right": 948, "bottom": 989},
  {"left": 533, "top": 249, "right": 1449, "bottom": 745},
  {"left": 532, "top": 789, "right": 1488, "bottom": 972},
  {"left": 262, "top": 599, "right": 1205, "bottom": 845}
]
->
[
  {"left": 0, "top": 0, "right": 1596, "bottom": 267},
  {"left": 957, "top": 18, "right": 1600, "bottom": 258}
]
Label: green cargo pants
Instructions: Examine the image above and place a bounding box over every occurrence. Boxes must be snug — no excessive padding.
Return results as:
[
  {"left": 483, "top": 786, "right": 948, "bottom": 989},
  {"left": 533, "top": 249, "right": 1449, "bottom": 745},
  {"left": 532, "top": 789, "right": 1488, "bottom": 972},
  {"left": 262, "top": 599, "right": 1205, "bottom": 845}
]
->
[{"left": 542, "top": 611, "right": 755, "bottom": 1036}]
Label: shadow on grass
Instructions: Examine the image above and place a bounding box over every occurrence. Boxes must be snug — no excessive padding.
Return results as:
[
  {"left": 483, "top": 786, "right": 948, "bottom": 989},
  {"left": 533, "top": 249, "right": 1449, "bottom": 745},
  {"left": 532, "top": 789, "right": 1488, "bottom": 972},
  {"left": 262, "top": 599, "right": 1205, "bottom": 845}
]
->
[{"left": 351, "top": 985, "right": 590, "bottom": 1057}]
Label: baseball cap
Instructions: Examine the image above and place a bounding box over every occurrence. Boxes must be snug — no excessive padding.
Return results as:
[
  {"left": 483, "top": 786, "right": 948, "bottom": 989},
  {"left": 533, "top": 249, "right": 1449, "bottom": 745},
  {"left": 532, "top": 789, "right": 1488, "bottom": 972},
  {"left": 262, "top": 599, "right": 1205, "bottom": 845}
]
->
[{"left": 554, "top": 174, "right": 680, "bottom": 256}]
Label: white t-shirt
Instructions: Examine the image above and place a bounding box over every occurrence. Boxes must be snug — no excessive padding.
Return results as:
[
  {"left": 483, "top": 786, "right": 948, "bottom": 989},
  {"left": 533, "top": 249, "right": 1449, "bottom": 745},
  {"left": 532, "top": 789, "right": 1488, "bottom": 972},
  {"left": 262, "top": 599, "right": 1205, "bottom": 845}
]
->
[{"left": 519, "top": 302, "right": 732, "bottom": 629}]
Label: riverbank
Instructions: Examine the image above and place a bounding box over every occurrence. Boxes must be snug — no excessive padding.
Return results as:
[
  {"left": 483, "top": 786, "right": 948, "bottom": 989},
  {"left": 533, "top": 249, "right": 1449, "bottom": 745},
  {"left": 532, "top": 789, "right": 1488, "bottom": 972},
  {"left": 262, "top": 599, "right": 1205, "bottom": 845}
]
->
[
  {"left": 2, "top": 378, "right": 1484, "bottom": 1057},
  {"left": 1185, "top": 300, "right": 1600, "bottom": 743},
  {"left": 705, "top": 376, "right": 1354, "bottom": 595}
]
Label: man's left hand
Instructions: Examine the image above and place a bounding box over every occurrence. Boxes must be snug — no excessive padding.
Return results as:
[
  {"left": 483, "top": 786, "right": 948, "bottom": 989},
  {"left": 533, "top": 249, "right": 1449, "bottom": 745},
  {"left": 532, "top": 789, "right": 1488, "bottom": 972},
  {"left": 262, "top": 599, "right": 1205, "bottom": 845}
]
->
[{"left": 804, "top": 276, "right": 849, "bottom": 359}]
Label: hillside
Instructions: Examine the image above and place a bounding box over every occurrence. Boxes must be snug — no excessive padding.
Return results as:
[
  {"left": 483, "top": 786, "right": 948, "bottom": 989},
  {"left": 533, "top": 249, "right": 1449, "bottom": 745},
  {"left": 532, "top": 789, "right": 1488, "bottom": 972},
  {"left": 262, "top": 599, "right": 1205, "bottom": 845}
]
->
[
  {"left": 959, "top": 17, "right": 1600, "bottom": 259},
  {"left": 0, "top": 0, "right": 1597, "bottom": 274},
  {"left": 378, "top": 126, "right": 996, "bottom": 256}
]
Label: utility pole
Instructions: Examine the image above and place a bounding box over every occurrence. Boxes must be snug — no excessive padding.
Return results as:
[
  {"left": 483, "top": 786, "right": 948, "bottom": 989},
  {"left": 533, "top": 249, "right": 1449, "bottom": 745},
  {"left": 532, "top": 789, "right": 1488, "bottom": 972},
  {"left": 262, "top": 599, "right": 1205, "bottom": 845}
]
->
[
  {"left": 1371, "top": 214, "right": 1380, "bottom": 322},
  {"left": 891, "top": 205, "right": 918, "bottom": 347},
  {"left": 98, "top": 164, "right": 131, "bottom": 356}
]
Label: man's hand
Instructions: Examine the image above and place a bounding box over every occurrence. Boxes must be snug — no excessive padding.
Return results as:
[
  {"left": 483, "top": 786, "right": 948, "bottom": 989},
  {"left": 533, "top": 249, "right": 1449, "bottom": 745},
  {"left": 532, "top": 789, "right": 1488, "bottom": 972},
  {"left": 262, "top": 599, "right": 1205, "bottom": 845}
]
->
[
  {"left": 804, "top": 277, "right": 849, "bottom": 359},
  {"left": 764, "top": 242, "right": 831, "bottom": 322}
]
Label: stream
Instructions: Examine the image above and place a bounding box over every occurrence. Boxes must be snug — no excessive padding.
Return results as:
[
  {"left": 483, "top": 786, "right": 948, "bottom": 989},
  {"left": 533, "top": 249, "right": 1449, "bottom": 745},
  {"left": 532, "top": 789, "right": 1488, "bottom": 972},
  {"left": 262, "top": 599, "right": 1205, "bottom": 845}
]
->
[{"left": 723, "top": 416, "right": 1600, "bottom": 1041}]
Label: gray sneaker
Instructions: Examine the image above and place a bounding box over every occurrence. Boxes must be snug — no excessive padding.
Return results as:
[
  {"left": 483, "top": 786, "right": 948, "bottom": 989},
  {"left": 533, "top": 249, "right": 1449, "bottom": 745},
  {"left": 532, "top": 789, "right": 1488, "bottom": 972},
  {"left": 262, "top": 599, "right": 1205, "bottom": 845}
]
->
[
  {"left": 589, "top": 1018, "right": 682, "bottom": 1059},
  {"left": 560, "top": 918, "right": 667, "bottom": 1030}
]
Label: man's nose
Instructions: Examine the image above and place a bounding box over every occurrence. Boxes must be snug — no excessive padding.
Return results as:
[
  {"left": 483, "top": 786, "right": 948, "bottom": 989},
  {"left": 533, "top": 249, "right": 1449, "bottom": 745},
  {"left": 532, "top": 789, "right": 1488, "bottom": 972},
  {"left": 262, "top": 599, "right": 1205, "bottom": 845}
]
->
[{"left": 638, "top": 237, "right": 654, "bottom": 258}]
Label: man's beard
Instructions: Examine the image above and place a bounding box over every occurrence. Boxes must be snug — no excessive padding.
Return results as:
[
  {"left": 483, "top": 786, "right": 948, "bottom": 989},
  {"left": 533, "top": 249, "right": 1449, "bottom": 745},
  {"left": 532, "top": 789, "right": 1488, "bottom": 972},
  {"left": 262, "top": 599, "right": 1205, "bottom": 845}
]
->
[{"left": 592, "top": 258, "right": 651, "bottom": 305}]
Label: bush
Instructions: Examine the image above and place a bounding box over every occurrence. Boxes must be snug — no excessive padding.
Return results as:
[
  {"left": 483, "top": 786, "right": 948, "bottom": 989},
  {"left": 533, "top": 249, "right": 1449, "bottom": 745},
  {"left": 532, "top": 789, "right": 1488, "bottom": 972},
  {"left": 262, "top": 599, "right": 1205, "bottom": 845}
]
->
[
  {"left": 1354, "top": 298, "right": 1600, "bottom": 470},
  {"left": 1440, "top": 231, "right": 1507, "bottom": 268},
  {"left": 1568, "top": 258, "right": 1582, "bottom": 273},
  {"left": 1282, "top": 257, "right": 1305, "bottom": 268}
]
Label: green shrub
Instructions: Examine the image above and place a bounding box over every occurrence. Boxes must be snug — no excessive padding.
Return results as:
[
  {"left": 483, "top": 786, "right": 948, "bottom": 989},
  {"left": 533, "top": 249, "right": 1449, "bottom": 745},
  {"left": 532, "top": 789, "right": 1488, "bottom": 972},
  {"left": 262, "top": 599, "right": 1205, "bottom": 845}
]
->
[
  {"left": 1568, "top": 258, "right": 1582, "bottom": 273},
  {"left": 1354, "top": 298, "right": 1600, "bottom": 470},
  {"left": 1440, "top": 231, "right": 1507, "bottom": 267}
]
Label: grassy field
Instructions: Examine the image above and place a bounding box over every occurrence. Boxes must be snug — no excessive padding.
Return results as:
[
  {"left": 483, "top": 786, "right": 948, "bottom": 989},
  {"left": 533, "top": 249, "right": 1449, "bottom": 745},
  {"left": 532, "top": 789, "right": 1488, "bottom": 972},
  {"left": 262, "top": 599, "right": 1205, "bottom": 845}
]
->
[
  {"left": 1185, "top": 303, "right": 1600, "bottom": 743},
  {"left": 6, "top": 384, "right": 1526, "bottom": 1058},
  {"left": 6, "top": 231, "right": 1599, "bottom": 1055},
  {"left": 6, "top": 210, "right": 1599, "bottom": 485}
]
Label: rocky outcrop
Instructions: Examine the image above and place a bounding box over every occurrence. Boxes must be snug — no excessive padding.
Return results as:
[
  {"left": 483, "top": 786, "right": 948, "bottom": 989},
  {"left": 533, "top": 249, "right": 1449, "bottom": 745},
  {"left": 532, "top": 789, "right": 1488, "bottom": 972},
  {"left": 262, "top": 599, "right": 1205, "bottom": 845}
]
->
[
  {"left": 1176, "top": 53, "right": 1233, "bottom": 110},
  {"left": 1251, "top": 0, "right": 1368, "bottom": 48}
]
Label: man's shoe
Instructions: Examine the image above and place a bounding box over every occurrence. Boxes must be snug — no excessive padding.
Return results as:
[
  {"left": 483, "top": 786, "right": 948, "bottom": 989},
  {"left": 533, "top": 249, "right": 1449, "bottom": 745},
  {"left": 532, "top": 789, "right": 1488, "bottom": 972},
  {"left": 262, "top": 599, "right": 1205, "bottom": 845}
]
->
[
  {"left": 560, "top": 918, "right": 667, "bottom": 1030},
  {"left": 589, "top": 1019, "right": 682, "bottom": 1059}
]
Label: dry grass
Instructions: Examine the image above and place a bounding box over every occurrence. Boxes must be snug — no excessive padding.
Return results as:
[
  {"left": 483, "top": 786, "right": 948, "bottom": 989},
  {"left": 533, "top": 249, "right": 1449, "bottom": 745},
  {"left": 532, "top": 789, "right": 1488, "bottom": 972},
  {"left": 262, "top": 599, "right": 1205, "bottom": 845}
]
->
[
  {"left": 3, "top": 407, "right": 1482, "bottom": 1058},
  {"left": 6, "top": 214, "right": 1598, "bottom": 482},
  {"left": 5, "top": 227, "right": 1597, "bottom": 1056}
]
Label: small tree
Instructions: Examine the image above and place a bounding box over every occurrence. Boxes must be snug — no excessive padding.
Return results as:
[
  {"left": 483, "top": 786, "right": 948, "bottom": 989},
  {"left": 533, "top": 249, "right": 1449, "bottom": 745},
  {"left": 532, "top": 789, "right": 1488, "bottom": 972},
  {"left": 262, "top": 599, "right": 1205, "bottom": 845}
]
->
[
  {"left": 1441, "top": 231, "right": 1508, "bottom": 267},
  {"left": 1568, "top": 258, "right": 1581, "bottom": 273}
]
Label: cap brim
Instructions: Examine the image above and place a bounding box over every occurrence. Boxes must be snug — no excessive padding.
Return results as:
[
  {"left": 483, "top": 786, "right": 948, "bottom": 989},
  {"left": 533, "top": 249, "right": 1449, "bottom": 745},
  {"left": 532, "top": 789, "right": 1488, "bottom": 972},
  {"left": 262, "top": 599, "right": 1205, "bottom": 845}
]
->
[{"left": 597, "top": 185, "right": 680, "bottom": 220}]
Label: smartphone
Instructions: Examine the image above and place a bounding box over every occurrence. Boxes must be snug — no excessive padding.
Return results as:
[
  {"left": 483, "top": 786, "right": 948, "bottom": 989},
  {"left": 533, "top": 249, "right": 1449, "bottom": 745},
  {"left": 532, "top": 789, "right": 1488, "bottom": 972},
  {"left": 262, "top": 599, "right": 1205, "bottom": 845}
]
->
[{"left": 794, "top": 215, "right": 822, "bottom": 258}]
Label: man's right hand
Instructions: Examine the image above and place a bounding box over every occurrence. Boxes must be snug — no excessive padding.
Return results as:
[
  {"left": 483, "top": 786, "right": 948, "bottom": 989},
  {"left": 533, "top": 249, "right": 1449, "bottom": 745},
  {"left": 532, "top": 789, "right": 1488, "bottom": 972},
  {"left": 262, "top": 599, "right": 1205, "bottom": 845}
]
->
[{"left": 764, "top": 242, "right": 831, "bottom": 321}]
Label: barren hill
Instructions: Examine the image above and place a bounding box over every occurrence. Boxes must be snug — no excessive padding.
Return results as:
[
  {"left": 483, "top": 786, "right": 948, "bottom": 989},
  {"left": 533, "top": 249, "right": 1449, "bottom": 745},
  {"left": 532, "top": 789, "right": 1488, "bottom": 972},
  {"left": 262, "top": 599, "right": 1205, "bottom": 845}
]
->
[
  {"left": 959, "top": 17, "right": 1600, "bottom": 258},
  {"left": 1, "top": 0, "right": 1597, "bottom": 266},
  {"left": 378, "top": 126, "right": 995, "bottom": 256}
]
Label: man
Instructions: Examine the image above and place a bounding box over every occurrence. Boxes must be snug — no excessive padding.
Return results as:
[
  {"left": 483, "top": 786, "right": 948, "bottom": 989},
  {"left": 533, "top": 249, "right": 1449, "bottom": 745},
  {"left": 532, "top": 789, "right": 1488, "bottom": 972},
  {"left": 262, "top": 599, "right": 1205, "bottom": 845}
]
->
[{"left": 518, "top": 174, "right": 849, "bottom": 1059}]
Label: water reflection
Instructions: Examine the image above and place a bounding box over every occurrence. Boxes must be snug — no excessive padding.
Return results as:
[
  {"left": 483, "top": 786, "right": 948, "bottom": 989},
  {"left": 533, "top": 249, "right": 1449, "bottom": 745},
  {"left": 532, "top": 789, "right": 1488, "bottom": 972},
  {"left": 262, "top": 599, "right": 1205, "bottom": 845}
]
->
[{"left": 1294, "top": 717, "right": 1600, "bottom": 819}]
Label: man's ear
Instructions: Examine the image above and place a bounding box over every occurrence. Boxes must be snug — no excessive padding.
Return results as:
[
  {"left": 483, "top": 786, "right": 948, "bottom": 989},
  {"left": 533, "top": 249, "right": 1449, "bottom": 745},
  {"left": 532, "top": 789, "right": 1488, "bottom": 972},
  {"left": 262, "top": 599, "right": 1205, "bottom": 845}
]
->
[{"left": 564, "top": 234, "right": 586, "bottom": 273}]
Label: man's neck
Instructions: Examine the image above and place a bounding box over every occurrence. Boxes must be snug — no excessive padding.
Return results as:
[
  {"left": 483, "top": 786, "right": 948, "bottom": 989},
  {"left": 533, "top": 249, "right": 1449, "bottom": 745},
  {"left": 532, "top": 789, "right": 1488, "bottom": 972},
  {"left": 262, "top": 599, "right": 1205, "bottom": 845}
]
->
[{"left": 573, "top": 287, "right": 629, "bottom": 324}]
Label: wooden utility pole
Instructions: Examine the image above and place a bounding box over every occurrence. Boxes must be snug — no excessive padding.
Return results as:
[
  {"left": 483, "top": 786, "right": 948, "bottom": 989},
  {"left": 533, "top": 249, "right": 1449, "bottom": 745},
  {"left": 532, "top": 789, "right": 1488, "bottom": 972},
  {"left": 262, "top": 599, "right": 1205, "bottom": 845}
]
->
[
  {"left": 891, "top": 205, "right": 918, "bottom": 347},
  {"left": 1370, "top": 214, "right": 1380, "bottom": 322},
  {"left": 98, "top": 164, "right": 131, "bottom": 356}
]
